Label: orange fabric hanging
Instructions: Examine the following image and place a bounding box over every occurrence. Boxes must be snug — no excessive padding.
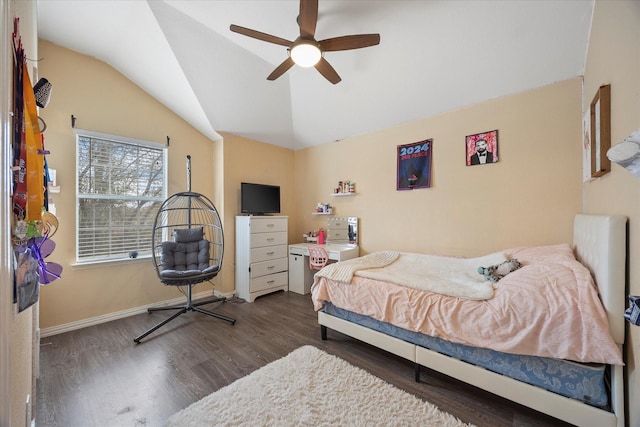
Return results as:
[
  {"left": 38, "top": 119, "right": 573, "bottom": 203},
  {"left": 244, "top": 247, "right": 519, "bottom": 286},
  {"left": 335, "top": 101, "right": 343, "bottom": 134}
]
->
[{"left": 22, "top": 66, "right": 44, "bottom": 221}]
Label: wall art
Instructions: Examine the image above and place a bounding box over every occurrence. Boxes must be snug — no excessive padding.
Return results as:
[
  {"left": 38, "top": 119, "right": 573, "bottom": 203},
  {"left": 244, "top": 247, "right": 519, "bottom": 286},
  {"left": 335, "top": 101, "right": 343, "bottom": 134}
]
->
[
  {"left": 466, "top": 129, "right": 498, "bottom": 166},
  {"left": 589, "top": 84, "right": 611, "bottom": 178},
  {"left": 397, "top": 139, "right": 432, "bottom": 190}
]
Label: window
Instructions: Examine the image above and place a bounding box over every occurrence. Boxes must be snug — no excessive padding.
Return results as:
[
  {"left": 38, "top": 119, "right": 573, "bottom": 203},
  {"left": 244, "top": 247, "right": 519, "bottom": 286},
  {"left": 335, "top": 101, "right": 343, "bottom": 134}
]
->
[{"left": 75, "top": 130, "right": 167, "bottom": 262}]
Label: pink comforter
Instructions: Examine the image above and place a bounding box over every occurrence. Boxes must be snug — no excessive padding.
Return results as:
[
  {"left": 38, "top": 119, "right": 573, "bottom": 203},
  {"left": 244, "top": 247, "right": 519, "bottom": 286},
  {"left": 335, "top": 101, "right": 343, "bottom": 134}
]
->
[{"left": 311, "top": 244, "right": 623, "bottom": 365}]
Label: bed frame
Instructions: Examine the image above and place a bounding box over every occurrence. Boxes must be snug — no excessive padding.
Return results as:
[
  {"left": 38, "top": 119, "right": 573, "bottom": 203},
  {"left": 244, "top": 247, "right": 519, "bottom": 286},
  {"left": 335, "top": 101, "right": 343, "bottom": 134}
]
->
[{"left": 319, "top": 214, "right": 626, "bottom": 427}]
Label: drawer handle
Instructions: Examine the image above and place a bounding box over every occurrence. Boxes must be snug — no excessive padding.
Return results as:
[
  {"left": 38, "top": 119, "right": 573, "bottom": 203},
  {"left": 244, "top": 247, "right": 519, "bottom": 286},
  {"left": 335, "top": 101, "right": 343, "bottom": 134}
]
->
[
  {"left": 267, "top": 280, "right": 275, "bottom": 284},
  {"left": 267, "top": 223, "right": 275, "bottom": 228},
  {"left": 266, "top": 251, "right": 275, "bottom": 256},
  {"left": 267, "top": 265, "right": 275, "bottom": 270},
  {"left": 267, "top": 237, "right": 275, "bottom": 242}
]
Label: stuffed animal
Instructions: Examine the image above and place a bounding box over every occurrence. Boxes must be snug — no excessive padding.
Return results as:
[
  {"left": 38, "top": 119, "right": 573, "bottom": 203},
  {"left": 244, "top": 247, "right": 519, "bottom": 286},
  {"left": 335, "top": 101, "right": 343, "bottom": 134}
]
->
[{"left": 478, "top": 259, "right": 523, "bottom": 282}]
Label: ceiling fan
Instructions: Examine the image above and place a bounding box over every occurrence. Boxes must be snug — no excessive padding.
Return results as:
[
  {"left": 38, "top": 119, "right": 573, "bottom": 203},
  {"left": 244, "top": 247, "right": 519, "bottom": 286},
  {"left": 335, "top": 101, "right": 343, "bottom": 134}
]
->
[{"left": 229, "top": 0, "right": 380, "bottom": 84}]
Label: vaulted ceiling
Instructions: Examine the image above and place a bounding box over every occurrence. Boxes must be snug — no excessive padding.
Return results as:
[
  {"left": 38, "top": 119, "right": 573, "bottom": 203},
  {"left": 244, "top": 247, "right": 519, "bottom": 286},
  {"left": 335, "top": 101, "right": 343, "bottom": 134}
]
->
[{"left": 36, "top": 0, "right": 594, "bottom": 150}]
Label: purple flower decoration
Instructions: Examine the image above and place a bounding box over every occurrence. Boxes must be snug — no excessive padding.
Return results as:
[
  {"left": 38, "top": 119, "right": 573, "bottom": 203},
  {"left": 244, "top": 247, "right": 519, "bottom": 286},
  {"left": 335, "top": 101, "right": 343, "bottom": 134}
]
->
[{"left": 28, "top": 236, "right": 62, "bottom": 284}]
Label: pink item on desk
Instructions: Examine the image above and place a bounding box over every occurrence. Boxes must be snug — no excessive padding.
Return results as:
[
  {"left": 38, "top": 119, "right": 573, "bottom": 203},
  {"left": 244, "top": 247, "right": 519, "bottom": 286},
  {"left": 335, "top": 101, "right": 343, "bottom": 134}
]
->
[
  {"left": 309, "top": 246, "right": 329, "bottom": 271},
  {"left": 317, "top": 229, "right": 325, "bottom": 244}
]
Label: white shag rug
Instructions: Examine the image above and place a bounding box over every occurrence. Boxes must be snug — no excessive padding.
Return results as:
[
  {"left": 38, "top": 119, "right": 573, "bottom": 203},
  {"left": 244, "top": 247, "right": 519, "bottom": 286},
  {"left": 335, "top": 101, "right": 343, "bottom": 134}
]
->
[{"left": 165, "top": 345, "right": 476, "bottom": 427}]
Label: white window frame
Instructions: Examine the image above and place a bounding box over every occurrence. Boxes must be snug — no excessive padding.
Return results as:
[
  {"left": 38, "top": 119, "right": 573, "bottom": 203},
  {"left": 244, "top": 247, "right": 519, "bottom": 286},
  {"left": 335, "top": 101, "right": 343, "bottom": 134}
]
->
[{"left": 74, "top": 129, "right": 167, "bottom": 264}]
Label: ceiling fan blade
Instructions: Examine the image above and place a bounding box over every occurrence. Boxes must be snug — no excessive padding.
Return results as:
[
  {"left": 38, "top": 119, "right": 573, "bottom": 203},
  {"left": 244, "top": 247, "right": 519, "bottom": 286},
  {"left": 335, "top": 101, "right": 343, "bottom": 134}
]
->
[
  {"left": 299, "top": 0, "right": 318, "bottom": 39},
  {"left": 314, "top": 58, "right": 341, "bottom": 84},
  {"left": 319, "top": 34, "right": 381, "bottom": 51},
  {"left": 267, "top": 57, "right": 295, "bottom": 81},
  {"left": 230, "top": 24, "right": 292, "bottom": 47}
]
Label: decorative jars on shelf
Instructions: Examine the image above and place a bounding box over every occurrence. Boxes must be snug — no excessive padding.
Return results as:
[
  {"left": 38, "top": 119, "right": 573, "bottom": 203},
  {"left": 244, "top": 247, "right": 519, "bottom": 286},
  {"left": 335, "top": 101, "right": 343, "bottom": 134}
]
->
[
  {"left": 315, "top": 202, "right": 332, "bottom": 214},
  {"left": 335, "top": 180, "right": 356, "bottom": 194}
]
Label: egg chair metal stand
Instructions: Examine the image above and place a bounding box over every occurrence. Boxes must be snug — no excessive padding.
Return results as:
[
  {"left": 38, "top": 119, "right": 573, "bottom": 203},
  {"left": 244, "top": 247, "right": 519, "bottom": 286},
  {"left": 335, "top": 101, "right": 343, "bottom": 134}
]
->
[{"left": 134, "top": 156, "right": 235, "bottom": 343}]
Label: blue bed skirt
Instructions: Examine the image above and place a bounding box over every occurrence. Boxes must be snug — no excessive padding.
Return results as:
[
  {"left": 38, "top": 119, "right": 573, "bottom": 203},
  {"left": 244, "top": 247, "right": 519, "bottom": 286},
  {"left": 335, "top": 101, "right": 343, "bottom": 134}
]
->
[{"left": 322, "top": 303, "right": 610, "bottom": 408}]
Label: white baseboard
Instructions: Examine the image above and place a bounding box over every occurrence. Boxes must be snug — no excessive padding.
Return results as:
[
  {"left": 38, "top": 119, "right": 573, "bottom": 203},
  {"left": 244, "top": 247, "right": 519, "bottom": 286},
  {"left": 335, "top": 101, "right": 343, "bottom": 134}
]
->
[{"left": 40, "top": 290, "right": 234, "bottom": 338}]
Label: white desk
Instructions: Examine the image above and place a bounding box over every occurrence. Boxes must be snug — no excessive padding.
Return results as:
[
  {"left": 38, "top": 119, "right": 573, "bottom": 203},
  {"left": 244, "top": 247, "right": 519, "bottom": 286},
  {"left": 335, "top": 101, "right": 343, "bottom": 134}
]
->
[{"left": 288, "top": 243, "right": 360, "bottom": 295}]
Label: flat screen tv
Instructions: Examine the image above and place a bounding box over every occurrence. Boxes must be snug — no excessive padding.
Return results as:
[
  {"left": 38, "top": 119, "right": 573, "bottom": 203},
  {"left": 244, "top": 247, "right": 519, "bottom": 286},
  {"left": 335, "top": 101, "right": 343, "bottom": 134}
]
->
[{"left": 241, "top": 182, "right": 281, "bottom": 215}]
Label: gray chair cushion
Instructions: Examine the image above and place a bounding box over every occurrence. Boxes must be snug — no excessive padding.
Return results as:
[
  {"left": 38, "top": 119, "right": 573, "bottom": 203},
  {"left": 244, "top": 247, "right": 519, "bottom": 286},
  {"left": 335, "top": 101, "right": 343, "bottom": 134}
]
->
[
  {"left": 158, "top": 228, "right": 221, "bottom": 284},
  {"left": 161, "top": 239, "right": 210, "bottom": 272},
  {"left": 159, "top": 264, "right": 220, "bottom": 280}
]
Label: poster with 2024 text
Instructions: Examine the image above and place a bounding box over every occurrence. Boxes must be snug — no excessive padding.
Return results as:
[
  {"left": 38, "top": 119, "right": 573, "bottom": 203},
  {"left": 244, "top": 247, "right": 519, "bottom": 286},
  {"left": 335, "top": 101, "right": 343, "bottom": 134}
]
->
[{"left": 397, "top": 139, "right": 432, "bottom": 190}]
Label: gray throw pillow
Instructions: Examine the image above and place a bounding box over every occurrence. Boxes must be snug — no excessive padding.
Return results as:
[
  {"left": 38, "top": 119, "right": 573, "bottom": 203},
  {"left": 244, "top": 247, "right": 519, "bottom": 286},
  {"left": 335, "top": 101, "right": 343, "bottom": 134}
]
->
[{"left": 173, "top": 227, "right": 204, "bottom": 243}]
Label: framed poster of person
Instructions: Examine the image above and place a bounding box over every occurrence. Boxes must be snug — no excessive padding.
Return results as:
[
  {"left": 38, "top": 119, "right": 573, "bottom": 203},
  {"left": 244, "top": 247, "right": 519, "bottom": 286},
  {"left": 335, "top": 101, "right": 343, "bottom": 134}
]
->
[
  {"left": 466, "top": 130, "right": 498, "bottom": 166},
  {"left": 397, "top": 139, "right": 432, "bottom": 190}
]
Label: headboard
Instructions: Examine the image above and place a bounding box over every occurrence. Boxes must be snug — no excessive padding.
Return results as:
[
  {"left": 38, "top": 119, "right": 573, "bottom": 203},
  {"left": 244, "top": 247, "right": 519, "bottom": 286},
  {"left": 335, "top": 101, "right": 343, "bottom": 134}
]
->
[{"left": 573, "top": 214, "right": 627, "bottom": 345}]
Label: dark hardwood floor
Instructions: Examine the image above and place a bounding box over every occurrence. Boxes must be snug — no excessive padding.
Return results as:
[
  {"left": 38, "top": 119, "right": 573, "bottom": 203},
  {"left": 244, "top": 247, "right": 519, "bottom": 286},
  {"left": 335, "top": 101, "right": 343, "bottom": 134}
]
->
[{"left": 36, "top": 291, "right": 572, "bottom": 427}]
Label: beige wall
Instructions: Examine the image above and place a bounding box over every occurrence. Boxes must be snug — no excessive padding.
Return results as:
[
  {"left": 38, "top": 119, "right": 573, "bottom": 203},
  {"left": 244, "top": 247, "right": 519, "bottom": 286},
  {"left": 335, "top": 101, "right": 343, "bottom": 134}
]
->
[
  {"left": 583, "top": 1, "right": 640, "bottom": 425},
  {"left": 218, "top": 132, "right": 295, "bottom": 293},
  {"left": 294, "top": 78, "right": 582, "bottom": 257},
  {"left": 37, "top": 40, "right": 220, "bottom": 329}
]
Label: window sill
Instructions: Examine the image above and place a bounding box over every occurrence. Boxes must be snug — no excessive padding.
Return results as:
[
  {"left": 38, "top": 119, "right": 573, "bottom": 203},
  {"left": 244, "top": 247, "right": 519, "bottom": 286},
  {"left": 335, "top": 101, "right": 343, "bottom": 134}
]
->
[{"left": 71, "top": 255, "right": 152, "bottom": 270}]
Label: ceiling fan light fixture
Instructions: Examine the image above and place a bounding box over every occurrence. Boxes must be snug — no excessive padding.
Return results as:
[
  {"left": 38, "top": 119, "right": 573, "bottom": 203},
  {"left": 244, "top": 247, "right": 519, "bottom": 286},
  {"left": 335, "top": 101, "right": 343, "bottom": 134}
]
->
[
  {"left": 290, "top": 42, "right": 321, "bottom": 67},
  {"left": 230, "top": 0, "right": 380, "bottom": 83}
]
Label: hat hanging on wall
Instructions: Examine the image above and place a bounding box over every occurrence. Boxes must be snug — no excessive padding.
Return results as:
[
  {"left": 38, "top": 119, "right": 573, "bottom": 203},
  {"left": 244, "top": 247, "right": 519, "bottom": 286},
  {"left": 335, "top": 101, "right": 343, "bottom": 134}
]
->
[
  {"left": 625, "top": 295, "right": 640, "bottom": 326},
  {"left": 33, "top": 77, "right": 52, "bottom": 108},
  {"left": 606, "top": 128, "right": 640, "bottom": 178}
]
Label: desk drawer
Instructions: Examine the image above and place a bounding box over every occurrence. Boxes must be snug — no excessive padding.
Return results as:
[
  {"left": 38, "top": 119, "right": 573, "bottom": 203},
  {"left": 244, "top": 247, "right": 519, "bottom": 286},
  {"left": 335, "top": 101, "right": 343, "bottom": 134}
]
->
[
  {"left": 250, "top": 258, "right": 288, "bottom": 278},
  {"left": 251, "top": 218, "right": 287, "bottom": 233},
  {"left": 250, "top": 271, "right": 288, "bottom": 292},
  {"left": 250, "top": 231, "right": 287, "bottom": 248},
  {"left": 250, "top": 245, "right": 288, "bottom": 263}
]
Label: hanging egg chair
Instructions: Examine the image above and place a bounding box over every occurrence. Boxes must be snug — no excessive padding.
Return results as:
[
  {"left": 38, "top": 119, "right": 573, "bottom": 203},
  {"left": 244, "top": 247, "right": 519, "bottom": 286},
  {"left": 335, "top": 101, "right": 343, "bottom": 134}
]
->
[{"left": 134, "top": 156, "right": 235, "bottom": 343}]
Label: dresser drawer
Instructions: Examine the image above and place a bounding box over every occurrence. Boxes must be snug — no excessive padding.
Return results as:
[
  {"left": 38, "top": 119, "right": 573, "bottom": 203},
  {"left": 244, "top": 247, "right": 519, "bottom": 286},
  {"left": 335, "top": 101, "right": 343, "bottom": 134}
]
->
[
  {"left": 250, "top": 257, "right": 288, "bottom": 278},
  {"left": 250, "top": 271, "right": 288, "bottom": 293},
  {"left": 250, "top": 231, "right": 287, "bottom": 248},
  {"left": 251, "top": 218, "right": 287, "bottom": 233},
  {"left": 250, "top": 244, "right": 288, "bottom": 263}
]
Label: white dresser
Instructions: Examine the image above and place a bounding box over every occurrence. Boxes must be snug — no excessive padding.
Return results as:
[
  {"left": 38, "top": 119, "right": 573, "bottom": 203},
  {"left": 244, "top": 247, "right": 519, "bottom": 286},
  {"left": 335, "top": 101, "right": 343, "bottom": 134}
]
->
[{"left": 235, "top": 216, "right": 289, "bottom": 302}]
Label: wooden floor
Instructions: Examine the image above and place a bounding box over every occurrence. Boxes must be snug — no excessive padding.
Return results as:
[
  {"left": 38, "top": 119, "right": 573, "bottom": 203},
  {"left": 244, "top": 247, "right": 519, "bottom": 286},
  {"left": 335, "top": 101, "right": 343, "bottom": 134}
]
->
[{"left": 36, "top": 291, "right": 573, "bottom": 427}]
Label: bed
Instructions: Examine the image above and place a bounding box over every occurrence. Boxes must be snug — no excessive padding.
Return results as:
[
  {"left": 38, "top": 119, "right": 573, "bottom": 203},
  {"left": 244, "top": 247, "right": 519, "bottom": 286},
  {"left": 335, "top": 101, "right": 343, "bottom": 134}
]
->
[{"left": 312, "top": 214, "right": 626, "bottom": 427}]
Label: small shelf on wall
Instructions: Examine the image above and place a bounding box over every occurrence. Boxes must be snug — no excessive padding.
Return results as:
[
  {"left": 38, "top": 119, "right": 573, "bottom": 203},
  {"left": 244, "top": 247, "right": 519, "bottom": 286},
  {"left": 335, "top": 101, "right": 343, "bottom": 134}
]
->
[
  {"left": 330, "top": 192, "right": 356, "bottom": 197},
  {"left": 312, "top": 212, "right": 333, "bottom": 215}
]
